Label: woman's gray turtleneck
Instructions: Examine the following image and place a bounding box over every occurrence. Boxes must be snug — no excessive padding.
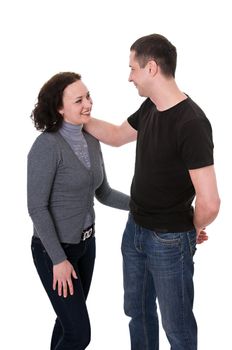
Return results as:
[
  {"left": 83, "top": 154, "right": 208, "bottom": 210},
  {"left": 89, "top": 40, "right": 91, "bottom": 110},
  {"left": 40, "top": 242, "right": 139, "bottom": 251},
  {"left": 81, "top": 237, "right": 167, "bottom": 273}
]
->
[{"left": 59, "top": 121, "right": 92, "bottom": 228}]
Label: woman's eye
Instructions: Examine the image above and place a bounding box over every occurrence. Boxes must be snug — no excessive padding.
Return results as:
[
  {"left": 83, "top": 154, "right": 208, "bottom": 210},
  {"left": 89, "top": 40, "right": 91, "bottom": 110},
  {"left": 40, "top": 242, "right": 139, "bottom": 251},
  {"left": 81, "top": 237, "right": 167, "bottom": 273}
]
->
[{"left": 75, "top": 100, "right": 81, "bottom": 104}]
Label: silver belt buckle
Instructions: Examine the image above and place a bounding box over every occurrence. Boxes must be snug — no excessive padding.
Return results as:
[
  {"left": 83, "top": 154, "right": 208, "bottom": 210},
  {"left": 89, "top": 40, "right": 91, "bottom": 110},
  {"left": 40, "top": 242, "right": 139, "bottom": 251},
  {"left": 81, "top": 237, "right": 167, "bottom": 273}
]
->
[{"left": 82, "top": 228, "right": 92, "bottom": 241}]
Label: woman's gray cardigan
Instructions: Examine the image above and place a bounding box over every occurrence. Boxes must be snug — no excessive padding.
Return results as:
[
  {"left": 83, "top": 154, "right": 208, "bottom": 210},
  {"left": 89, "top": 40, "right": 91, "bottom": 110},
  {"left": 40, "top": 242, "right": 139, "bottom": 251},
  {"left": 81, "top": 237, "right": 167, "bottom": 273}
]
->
[{"left": 27, "top": 131, "right": 129, "bottom": 264}]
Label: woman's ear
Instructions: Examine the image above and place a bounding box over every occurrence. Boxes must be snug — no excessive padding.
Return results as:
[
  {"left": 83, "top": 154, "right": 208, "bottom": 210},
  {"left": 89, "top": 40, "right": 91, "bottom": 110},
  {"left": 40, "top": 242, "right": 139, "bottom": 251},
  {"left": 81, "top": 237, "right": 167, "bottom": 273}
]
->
[{"left": 58, "top": 108, "right": 64, "bottom": 116}]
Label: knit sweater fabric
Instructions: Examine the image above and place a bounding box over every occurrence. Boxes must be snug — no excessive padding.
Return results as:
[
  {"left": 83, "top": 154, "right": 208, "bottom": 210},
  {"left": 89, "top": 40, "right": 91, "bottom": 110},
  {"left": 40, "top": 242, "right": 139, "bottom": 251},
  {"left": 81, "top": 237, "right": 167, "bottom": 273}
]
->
[{"left": 27, "top": 129, "right": 129, "bottom": 264}]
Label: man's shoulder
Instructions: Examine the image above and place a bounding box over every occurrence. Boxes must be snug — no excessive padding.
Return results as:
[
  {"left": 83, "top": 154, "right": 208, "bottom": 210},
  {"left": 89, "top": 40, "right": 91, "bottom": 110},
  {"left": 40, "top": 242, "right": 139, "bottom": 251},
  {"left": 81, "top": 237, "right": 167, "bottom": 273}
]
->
[
  {"left": 173, "top": 97, "right": 210, "bottom": 131},
  {"left": 184, "top": 97, "right": 208, "bottom": 121}
]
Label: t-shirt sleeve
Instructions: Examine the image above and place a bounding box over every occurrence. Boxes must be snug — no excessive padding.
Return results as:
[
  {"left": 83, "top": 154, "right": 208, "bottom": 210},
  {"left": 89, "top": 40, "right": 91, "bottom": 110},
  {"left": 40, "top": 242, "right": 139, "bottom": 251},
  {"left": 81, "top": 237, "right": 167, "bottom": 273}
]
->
[
  {"left": 179, "top": 118, "right": 214, "bottom": 169},
  {"left": 127, "top": 98, "right": 151, "bottom": 130},
  {"left": 127, "top": 108, "right": 140, "bottom": 130}
]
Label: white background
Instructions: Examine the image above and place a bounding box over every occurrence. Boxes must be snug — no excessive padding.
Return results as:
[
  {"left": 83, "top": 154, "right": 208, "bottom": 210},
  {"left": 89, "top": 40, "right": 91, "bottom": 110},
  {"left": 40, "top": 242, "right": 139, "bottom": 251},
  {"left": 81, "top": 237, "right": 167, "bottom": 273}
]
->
[{"left": 0, "top": 0, "right": 231, "bottom": 349}]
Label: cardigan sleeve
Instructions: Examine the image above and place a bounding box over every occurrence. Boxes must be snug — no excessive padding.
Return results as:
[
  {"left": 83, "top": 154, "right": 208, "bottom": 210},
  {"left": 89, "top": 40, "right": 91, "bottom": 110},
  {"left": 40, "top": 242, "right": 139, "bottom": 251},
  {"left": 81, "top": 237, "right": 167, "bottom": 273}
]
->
[
  {"left": 95, "top": 149, "right": 130, "bottom": 210},
  {"left": 27, "top": 134, "right": 67, "bottom": 264}
]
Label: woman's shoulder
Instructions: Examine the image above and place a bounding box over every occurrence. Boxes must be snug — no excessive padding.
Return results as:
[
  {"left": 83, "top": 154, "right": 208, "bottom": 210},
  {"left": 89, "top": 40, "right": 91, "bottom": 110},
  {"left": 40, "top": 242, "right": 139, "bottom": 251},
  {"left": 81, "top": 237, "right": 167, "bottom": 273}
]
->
[
  {"left": 33, "top": 131, "right": 59, "bottom": 144},
  {"left": 28, "top": 132, "right": 60, "bottom": 156}
]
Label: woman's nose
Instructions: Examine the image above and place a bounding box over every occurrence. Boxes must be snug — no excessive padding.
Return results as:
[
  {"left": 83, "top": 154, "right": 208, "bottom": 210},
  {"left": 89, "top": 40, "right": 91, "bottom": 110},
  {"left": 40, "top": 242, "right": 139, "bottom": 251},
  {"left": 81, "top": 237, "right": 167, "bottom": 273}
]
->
[{"left": 83, "top": 97, "right": 92, "bottom": 108}]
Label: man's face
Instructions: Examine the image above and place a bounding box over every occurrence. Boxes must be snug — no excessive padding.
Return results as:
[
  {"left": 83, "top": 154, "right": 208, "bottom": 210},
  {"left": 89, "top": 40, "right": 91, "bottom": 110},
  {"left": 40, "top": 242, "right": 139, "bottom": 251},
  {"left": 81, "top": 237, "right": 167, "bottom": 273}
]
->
[{"left": 128, "top": 51, "right": 150, "bottom": 97}]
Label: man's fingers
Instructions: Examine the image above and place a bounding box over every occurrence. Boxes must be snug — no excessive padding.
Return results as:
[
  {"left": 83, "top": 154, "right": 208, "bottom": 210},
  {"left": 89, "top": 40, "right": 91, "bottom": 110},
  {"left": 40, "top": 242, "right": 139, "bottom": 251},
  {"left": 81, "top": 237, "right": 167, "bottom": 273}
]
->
[
  {"left": 196, "top": 229, "right": 208, "bottom": 244},
  {"left": 197, "top": 233, "right": 208, "bottom": 244}
]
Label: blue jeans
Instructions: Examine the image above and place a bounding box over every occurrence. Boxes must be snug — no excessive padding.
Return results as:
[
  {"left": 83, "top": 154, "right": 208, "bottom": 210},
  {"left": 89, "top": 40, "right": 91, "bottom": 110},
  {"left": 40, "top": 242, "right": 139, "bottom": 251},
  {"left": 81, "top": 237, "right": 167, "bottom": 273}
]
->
[
  {"left": 121, "top": 214, "right": 197, "bottom": 350},
  {"left": 31, "top": 236, "right": 95, "bottom": 350}
]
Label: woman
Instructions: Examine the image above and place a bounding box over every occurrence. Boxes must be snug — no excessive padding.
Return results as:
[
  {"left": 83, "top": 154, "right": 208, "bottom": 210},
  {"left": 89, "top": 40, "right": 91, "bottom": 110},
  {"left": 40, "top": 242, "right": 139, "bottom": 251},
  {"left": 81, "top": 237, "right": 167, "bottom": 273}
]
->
[{"left": 27, "top": 72, "right": 129, "bottom": 350}]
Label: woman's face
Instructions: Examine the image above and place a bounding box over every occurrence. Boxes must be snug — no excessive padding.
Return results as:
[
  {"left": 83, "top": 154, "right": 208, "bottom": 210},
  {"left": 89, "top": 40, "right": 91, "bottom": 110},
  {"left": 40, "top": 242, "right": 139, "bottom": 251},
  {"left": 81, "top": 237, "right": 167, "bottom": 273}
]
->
[{"left": 59, "top": 80, "right": 93, "bottom": 125}]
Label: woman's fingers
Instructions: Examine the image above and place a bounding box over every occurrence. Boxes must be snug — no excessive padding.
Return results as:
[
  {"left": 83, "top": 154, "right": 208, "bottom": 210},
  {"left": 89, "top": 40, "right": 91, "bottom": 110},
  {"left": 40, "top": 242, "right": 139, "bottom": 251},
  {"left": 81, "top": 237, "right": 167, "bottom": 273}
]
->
[
  {"left": 53, "top": 275, "right": 57, "bottom": 291},
  {"left": 58, "top": 280, "right": 63, "bottom": 297},
  {"left": 67, "top": 279, "right": 74, "bottom": 296},
  {"left": 72, "top": 268, "right": 78, "bottom": 280},
  {"left": 53, "top": 260, "right": 78, "bottom": 297}
]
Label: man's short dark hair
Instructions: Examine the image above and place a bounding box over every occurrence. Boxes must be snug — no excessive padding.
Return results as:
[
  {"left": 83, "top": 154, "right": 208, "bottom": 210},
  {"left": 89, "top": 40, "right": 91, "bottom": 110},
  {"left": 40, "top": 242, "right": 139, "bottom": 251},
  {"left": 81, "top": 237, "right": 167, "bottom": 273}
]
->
[{"left": 130, "top": 34, "right": 177, "bottom": 77}]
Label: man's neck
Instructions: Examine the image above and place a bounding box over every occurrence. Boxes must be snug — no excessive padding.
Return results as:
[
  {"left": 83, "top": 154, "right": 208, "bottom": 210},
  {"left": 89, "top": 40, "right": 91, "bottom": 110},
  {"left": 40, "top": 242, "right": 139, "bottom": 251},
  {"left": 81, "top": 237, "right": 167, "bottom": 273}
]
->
[{"left": 149, "top": 78, "right": 187, "bottom": 111}]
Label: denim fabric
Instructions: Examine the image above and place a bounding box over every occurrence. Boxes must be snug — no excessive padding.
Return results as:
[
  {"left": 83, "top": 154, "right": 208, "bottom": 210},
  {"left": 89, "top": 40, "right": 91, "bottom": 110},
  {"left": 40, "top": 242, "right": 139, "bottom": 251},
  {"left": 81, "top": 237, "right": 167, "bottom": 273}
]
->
[
  {"left": 121, "top": 214, "right": 197, "bottom": 350},
  {"left": 31, "top": 236, "right": 96, "bottom": 350}
]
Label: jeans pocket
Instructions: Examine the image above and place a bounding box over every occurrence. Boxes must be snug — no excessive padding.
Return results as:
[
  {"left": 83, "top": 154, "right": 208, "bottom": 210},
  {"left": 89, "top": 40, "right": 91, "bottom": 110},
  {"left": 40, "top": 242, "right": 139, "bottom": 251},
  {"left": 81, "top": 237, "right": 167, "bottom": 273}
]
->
[
  {"left": 42, "top": 250, "right": 53, "bottom": 274},
  {"left": 152, "top": 232, "right": 181, "bottom": 245},
  {"left": 62, "top": 243, "right": 71, "bottom": 249},
  {"left": 31, "top": 244, "right": 38, "bottom": 269},
  {"left": 31, "top": 238, "right": 53, "bottom": 275}
]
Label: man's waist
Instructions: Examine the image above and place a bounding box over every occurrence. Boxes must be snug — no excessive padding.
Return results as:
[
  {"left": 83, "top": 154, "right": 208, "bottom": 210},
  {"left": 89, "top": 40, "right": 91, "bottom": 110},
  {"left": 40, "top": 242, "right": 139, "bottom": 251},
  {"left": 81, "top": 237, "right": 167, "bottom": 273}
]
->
[{"left": 129, "top": 202, "right": 194, "bottom": 232}]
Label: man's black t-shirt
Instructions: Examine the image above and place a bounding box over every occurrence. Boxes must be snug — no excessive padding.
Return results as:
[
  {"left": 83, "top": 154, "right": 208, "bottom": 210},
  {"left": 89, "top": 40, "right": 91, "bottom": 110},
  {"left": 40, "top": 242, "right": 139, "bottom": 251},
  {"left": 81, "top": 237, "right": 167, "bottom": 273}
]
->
[{"left": 127, "top": 97, "right": 214, "bottom": 232}]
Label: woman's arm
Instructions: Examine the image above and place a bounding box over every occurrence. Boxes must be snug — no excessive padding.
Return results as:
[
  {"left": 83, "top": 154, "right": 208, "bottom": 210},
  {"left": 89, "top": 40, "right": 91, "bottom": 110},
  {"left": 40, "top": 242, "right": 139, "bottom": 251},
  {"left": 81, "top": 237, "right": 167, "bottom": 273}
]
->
[
  {"left": 95, "top": 150, "right": 130, "bottom": 210},
  {"left": 27, "top": 135, "right": 67, "bottom": 264},
  {"left": 28, "top": 135, "right": 78, "bottom": 297}
]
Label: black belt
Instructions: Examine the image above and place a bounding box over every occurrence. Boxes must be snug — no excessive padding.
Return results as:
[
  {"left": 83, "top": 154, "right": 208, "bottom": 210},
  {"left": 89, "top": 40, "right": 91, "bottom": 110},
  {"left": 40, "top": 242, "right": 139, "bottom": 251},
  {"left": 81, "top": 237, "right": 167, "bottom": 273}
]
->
[{"left": 81, "top": 224, "right": 95, "bottom": 241}]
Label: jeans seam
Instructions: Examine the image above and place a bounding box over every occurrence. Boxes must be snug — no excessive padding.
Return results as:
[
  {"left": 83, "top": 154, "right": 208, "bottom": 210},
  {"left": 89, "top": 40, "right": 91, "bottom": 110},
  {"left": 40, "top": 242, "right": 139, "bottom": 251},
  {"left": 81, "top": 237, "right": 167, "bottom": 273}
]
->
[
  {"left": 181, "top": 236, "right": 193, "bottom": 348},
  {"left": 134, "top": 222, "right": 142, "bottom": 253},
  {"left": 181, "top": 240, "right": 189, "bottom": 347},
  {"left": 187, "top": 230, "right": 196, "bottom": 258},
  {"left": 142, "top": 260, "right": 149, "bottom": 350},
  {"left": 187, "top": 232, "right": 193, "bottom": 257}
]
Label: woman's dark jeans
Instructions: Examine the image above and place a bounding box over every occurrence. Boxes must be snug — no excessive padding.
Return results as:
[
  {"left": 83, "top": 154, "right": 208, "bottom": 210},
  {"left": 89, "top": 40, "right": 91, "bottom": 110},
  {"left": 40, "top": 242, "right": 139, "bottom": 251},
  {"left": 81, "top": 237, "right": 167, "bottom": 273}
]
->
[{"left": 31, "top": 236, "right": 96, "bottom": 350}]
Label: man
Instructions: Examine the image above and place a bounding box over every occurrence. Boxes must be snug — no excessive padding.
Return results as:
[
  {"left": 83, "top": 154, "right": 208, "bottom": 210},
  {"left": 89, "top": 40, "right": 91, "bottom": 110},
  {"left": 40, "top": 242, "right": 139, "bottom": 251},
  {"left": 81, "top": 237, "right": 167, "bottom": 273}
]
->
[{"left": 85, "top": 34, "right": 220, "bottom": 350}]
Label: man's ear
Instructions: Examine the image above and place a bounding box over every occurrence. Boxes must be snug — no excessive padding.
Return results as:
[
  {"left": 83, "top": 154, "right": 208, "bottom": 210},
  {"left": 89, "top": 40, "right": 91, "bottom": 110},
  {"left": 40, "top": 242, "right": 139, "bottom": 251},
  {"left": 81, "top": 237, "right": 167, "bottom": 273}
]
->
[{"left": 147, "top": 60, "right": 158, "bottom": 76}]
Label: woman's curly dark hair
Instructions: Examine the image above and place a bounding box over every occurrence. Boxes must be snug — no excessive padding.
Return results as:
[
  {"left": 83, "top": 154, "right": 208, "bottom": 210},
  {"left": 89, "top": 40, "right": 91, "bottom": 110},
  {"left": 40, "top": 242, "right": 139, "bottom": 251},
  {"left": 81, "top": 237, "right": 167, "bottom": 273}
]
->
[{"left": 31, "top": 72, "right": 81, "bottom": 132}]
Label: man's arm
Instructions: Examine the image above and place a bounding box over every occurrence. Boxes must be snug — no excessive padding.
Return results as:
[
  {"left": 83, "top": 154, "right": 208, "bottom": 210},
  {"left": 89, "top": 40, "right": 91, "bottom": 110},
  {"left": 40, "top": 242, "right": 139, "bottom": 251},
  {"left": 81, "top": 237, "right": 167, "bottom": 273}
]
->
[
  {"left": 85, "top": 118, "right": 137, "bottom": 146},
  {"left": 189, "top": 165, "right": 220, "bottom": 240}
]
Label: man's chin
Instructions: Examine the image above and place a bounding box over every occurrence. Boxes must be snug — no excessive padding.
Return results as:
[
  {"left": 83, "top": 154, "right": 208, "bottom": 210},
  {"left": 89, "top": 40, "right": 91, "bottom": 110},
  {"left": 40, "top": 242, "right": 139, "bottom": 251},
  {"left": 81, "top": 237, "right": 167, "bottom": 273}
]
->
[{"left": 138, "top": 90, "right": 145, "bottom": 97}]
